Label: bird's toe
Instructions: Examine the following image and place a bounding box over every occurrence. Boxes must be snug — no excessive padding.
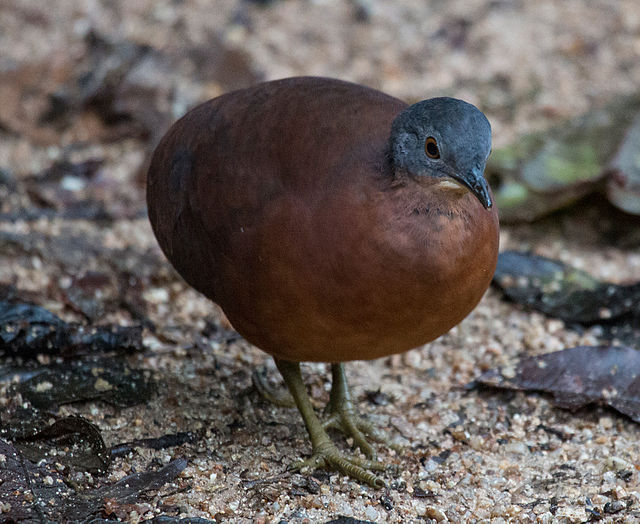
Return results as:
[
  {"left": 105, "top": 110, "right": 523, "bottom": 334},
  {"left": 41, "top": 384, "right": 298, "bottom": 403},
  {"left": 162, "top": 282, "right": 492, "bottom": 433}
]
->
[{"left": 292, "top": 441, "right": 387, "bottom": 488}]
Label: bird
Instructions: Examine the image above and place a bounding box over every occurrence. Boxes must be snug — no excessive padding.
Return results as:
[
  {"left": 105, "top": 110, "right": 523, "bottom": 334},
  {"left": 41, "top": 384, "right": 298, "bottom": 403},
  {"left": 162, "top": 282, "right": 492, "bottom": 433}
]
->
[{"left": 147, "top": 76, "right": 499, "bottom": 487}]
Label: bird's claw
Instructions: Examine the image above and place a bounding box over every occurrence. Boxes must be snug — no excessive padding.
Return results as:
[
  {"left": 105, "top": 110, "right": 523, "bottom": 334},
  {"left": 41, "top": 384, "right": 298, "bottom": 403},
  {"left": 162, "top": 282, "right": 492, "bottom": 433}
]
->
[
  {"left": 291, "top": 441, "right": 386, "bottom": 488},
  {"left": 322, "top": 409, "right": 403, "bottom": 459}
]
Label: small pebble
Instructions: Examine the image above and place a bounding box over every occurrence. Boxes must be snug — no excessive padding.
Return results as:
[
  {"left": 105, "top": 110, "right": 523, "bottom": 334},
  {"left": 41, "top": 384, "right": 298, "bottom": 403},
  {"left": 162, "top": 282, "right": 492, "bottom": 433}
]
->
[
  {"left": 424, "top": 505, "right": 448, "bottom": 522},
  {"left": 607, "top": 456, "right": 632, "bottom": 472},
  {"left": 363, "top": 506, "right": 379, "bottom": 521},
  {"left": 504, "top": 441, "right": 528, "bottom": 455}
]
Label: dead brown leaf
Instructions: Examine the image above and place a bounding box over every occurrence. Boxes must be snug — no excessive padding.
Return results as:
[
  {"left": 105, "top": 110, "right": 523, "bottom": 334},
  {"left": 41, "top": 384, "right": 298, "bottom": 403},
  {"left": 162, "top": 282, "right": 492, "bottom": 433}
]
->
[{"left": 474, "top": 346, "right": 640, "bottom": 422}]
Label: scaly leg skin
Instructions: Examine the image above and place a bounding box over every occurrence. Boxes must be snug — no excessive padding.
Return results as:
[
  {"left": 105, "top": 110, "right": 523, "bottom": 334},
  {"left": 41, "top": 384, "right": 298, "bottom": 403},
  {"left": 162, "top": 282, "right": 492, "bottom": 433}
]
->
[
  {"left": 275, "top": 359, "right": 388, "bottom": 488},
  {"left": 323, "top": 363, "right": 402, "bottom": 459},
  {"left": 252, "top": 367, "right": 296, "bottom": 408}
]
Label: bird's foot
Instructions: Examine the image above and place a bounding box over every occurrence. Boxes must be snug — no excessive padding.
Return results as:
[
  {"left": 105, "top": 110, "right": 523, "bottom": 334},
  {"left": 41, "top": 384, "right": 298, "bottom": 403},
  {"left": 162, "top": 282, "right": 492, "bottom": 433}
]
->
[
  {"left": 322, "top": 405, "right": 402, "bottom": 460},
  {"left": 292, "top": 440, "right": 386, "bottom": 488},
  {"left": 254, "top": 365, "right": 400, "bottom": 459},
  {"left": 323, "top": 363, "right": 403, "bottom": 460},
  {"left": 273, "top": 359, "right": 402, "bottom": 487}
]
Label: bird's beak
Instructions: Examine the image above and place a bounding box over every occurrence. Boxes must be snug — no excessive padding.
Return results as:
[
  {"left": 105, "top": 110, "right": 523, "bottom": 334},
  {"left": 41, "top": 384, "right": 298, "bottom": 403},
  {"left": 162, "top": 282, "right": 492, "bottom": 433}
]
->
[{"left": 449, "top": 166, "right": 492, "bottom": 209}]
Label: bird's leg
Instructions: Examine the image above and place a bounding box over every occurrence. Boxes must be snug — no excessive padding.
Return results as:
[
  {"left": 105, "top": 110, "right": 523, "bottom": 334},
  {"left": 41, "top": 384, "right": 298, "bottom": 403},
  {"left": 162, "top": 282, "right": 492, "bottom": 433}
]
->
[
  {"left": 252, "top": 367, "right": 296, "bottom": 408},
  {"left": 323, "top": 363, "right": 401, "bottom": 459},
  {"left": 274, "top": 358, "right": 386, "bottom": 487}
]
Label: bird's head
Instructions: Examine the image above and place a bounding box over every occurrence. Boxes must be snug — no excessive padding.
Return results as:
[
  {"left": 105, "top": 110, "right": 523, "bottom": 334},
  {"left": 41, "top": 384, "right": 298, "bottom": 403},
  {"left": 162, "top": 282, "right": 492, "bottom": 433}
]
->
[{"left": 390, "top": 97, "right": 493, "bottom": 209}]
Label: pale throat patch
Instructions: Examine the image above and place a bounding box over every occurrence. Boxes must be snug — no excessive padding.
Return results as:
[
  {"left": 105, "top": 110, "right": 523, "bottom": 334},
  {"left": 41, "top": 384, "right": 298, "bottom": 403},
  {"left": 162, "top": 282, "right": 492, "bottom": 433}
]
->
[{"left": 436, "top": 178, "right": 469, "bottom": 195}]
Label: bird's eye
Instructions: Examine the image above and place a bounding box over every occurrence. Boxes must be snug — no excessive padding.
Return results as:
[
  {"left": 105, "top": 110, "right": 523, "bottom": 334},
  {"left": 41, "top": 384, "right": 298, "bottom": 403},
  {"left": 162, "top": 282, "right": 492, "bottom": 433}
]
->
[{"left": 425, "top": 137, "right": 440, "bottom": 159}]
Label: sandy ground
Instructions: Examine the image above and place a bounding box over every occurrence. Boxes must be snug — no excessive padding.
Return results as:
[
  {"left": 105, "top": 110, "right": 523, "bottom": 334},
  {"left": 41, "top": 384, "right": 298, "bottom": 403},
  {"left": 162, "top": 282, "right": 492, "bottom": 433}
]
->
[{"left": 1, "top": 0, "right": 640, "bottom": 522}]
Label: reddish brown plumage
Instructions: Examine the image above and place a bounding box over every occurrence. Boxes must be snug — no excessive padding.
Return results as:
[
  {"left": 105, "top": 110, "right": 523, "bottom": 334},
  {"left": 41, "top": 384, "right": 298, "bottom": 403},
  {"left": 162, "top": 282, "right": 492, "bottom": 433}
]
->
[{"left": 147, "top": 77, "right": 499, "bottom": 362}]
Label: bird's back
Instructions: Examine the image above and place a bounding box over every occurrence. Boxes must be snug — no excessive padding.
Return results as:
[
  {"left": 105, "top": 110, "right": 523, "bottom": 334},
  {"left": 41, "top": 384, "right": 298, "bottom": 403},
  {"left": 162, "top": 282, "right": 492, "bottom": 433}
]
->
[{"left": 147, "top": 77, "right": 406, "bottom": 304}]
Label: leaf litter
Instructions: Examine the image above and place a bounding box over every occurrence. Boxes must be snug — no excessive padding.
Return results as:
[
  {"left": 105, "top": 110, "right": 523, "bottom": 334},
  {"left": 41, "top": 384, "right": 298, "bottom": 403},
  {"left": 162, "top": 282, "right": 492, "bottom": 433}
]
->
[
  {"left": 488, "top": 251, "right": 640, "bottom": 424},
  {"left": 474, "top": 345, "right": 640, "bottom": 423},
  {"left": 0, "top": 301, "right": 144, "bottom": 358},
  {"left": 487, "top": 94, "right": 640, "bottom": 222},
  {"left": 0, "top": 435, "right": 189, "bottom": 523},
  {"left": 493, "top": 250, "right": 640, "bottom": 346},
  {"left": 493, "top": 250, "right": 640, "bottom": 324}
]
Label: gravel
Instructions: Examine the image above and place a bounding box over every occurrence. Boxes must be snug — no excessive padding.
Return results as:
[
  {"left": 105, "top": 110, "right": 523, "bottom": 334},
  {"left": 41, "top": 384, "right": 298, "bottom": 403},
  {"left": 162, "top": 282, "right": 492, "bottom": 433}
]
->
[{"left": 1, "top": 0, "right": 639, "bottom": 522}]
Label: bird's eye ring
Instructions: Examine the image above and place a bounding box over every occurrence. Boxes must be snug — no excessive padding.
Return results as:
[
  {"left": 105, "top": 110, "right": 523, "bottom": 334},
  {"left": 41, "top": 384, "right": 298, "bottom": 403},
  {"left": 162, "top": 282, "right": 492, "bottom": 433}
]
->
[{"left": 425, "top": 137, "right": 440, "bottom": 159}]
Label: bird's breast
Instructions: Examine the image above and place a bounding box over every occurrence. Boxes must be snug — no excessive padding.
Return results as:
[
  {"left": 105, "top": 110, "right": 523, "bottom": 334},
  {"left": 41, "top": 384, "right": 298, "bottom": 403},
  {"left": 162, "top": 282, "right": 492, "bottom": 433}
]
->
[{"left": 226, "top": 178, "right": 499, "bottom": 362}]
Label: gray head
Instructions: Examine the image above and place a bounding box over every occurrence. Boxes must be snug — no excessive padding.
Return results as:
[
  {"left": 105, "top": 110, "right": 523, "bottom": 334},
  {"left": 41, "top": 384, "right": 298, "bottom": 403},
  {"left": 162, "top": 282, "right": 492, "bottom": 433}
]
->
[{"left": 390, "top": 97, "right": 493, "bottom": 208}]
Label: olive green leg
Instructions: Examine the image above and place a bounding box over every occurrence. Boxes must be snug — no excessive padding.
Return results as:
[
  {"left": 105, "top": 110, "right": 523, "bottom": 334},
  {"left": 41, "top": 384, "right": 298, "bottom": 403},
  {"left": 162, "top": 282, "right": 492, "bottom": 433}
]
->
[
  {"left": 323, "top": 363, "right": 402, "bottom": 458},
  {"left": 275, "top": 359, "right": 386, "bottom": 487},
  {"left": 252, "top": 367, "right": 296, "bottom": 408}
]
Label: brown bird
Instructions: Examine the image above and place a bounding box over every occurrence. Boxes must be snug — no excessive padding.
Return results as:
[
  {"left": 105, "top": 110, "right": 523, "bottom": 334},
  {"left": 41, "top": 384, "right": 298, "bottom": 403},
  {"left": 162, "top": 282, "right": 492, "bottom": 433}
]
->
[{"left": 147, "top": 77, "right": 499, "bottom": 487}]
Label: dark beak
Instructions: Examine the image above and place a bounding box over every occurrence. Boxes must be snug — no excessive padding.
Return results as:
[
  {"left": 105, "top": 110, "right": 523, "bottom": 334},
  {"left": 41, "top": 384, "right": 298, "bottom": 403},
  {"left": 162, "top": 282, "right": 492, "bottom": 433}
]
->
[{"left": 450, "top": 166, "right": 492, "bottom": 209}]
